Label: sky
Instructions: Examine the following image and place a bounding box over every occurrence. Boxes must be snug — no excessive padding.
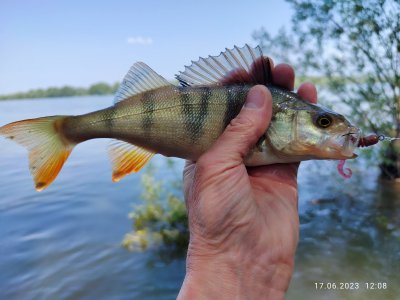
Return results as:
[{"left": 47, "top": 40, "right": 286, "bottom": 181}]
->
[{"left": 0, "top": 0, "right": 293, "bottom": 94}]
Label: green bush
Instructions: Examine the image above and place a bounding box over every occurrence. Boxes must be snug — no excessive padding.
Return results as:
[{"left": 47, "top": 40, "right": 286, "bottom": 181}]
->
[{"left": 122, "top": 161, "right": 189, "bottom": 252}]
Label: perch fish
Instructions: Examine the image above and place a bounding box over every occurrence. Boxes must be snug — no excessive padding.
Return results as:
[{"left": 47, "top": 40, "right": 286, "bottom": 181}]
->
[{"left": 0, "top": 45, "right": 362, "bottom": 191}]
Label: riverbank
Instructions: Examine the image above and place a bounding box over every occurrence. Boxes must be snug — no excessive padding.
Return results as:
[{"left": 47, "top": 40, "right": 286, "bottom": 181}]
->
[{"left": 0, "top": 82, "right": 119, "bottom": 101}]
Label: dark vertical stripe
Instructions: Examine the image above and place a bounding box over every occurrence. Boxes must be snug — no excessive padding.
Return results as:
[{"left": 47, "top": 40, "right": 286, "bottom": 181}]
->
[
  {"left": 195, "top": 87, "right": 210, "bottom": 141},
  {"left": 179, "top": 87, "right": 211, "bottom": 142},
  {"left": 141, "top": 91, "right": 155, "bottom": 133},
  {"left": 104, "top": 107, "right": 116, "bottom": 132},
  {"left": 180, "top": 89, "right": 194, "bottom": 140},
  {"left": 223, "top": 86, "right": 246, "bottom": 129}
]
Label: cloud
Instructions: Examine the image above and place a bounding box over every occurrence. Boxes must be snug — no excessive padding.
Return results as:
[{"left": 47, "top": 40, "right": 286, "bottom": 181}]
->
[{"left": 126, "top": 36, "right": 153, "bottom": 45}]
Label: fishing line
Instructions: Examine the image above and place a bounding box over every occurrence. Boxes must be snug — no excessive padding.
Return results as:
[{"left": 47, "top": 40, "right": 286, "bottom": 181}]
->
[{"left": 378, "top": 135, "right": 400, "bottom": 142}]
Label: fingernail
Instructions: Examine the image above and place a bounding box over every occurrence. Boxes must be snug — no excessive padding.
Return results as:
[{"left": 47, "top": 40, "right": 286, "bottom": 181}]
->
[{"left": 244, "top": 88, "right": 265, "bottom": 109}]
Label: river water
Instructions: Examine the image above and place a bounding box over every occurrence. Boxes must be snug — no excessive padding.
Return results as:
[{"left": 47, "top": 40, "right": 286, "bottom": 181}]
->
[{"left": 0, "top": 96, "right": 399, "bottom": 300}]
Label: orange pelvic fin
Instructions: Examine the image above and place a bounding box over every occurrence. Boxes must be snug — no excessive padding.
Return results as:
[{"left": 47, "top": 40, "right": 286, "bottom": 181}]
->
[
  {"left": 0, "top": 116, "right": 74, "bottom": 191},
  {"left": 108, "top": 141, "right": 155, "bottom": 182}
]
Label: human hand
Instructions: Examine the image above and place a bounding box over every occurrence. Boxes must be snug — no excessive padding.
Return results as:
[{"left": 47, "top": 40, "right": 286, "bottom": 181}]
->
[{"left": 178, "top": 63, "right": 317, "bottom": 300}]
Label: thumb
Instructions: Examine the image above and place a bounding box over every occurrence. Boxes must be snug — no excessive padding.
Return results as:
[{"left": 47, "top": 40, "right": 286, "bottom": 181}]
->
[{"left": 201, "top": 85, "right": 272, "bottom": 167}]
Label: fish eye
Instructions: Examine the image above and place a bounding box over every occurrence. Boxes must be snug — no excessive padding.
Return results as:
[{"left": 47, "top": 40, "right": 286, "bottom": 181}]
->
[{"left": 316, "top": 114, "right": 333, "bottom": 128}]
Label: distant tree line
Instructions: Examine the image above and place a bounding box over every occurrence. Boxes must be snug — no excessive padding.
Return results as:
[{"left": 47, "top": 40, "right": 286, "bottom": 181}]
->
[{"left": 0, "top": 82, "right": 120, "bottom": 100}]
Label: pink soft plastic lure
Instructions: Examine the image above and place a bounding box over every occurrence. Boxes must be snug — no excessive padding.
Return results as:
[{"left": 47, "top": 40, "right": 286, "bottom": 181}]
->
[
  {"left": 337, "top": 134, "right": 382, "bottom": 179},
  {"left": 337, "top": 160, "right": 352, "bottom": 178}
]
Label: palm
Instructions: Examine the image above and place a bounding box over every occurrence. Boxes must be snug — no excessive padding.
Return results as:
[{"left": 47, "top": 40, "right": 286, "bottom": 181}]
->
[{"left": 183, "top": 161, "right": 300, "bottom": 264}]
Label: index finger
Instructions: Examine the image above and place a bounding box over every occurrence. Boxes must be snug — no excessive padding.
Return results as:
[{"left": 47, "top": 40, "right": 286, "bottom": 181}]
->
[
  {"left": 271, "top": 62, "right": 318, "bottom": 104},
  {"left": 297, "top": 82, "right": 318, "bottom": 104},
  {"left": 272, "top": 63, "right": 295, "bottom": 91}
]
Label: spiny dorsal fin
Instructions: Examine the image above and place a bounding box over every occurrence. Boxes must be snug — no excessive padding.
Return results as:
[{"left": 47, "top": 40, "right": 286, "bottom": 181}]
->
[
  {"left": 108, "top": 140, "right": 155, "bottom": 182},
  {"left": 114, "top": 62, "right": 171, "bottom": 104},
  {"left": 175, "top": 44, "right": 273, "bottom": 87}
]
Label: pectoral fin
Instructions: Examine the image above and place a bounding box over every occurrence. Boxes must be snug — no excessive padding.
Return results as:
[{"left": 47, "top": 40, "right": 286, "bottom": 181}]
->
[{"left": 108, "top": 141, "right": 155, "bottom": 182}]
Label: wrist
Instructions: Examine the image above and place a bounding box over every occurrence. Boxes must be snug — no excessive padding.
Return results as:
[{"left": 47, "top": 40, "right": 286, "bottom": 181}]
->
[{"left": 178, "top": 242, "right": 294, "bottom": 300}]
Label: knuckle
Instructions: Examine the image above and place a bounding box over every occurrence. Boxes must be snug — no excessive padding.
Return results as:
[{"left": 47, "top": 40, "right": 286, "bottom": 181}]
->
[
  {"left": 196, "top": 155, "right": 209, "bottom": 170},
  {"left": 227, "top": 115, "right": 256, "bottom": 134},
  {"left": 226, "top": 115, "right": 261, "bottom": 141}
]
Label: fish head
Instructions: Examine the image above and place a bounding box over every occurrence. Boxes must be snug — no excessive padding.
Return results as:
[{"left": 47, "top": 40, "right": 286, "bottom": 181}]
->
[
  {"left": 288, "top": 103, "right": 360, "bottom": 160},
  {"left": 267, "top": 102, "right": 360, "bottom": 161}
]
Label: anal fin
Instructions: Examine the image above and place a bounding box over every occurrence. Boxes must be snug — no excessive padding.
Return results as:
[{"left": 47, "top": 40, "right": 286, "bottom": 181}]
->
[{"left": 108, "top": 141, "right": 155, "bottom": 182}]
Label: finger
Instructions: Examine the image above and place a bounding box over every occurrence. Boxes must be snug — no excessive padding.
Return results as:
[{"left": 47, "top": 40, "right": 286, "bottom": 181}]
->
[
  {"left": 200, "top": 85, "right": 272, "bottom": 167},
  {"left": 268, "top": 57, "right": 275, "bottom": 69},
  {"left": 183, "top": 160, "right": 196, "bottom": 182},
  {"left": 272, "top": 64, "right": 295, "bottom": 91},
  {"left": 183, "top": 160, "right": 196, "bottom": 200},
  {"left": 297, "top": 82, "right": 318, "bottom": 104},
  {"left": 184, "top": 160, "right": 195, "bottom": 169}
]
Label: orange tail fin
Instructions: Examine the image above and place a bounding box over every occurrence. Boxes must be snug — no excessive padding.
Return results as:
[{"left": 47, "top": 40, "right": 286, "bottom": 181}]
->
[{"left": 0, "top": 116, "right": 74, "bottom": 191}]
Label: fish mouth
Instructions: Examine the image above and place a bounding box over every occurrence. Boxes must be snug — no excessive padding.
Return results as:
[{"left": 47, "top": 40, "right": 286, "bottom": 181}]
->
[
  {"left": 338, "top": 127, "right": 361, "bottom": 158},
  {"left": 322, "top": 127, "right": 361, "bottom": 159}
]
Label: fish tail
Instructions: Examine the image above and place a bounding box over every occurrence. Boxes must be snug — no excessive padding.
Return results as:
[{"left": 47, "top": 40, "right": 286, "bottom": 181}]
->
[{"left": 0, "top": 116, "right": 75, "bottom": 191}]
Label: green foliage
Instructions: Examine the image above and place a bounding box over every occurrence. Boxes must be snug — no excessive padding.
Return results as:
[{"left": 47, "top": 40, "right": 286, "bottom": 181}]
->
[
  {"left": 122, "top": 161, "right": 189, "bottom": 252},
  {"left": 253, "top": 0, "right": 400, "bottom": 179},
  {"left": 0, "top": 82, "right": 120, "bottom": 100},
  {"left": 88, "top": 82, "right": 116, "bottom": 95}
]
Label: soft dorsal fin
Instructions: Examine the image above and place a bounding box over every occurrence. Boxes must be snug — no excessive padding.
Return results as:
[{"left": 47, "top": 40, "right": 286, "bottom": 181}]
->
[
  {"left": 114, "top": 62, "right": 171, "bottom": 104},
  {"left": 175, "top": 44, "right": 273, "bottom": 87},
  {"left": 108, "top": 141, "right": 155, "bottom": 182}
]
